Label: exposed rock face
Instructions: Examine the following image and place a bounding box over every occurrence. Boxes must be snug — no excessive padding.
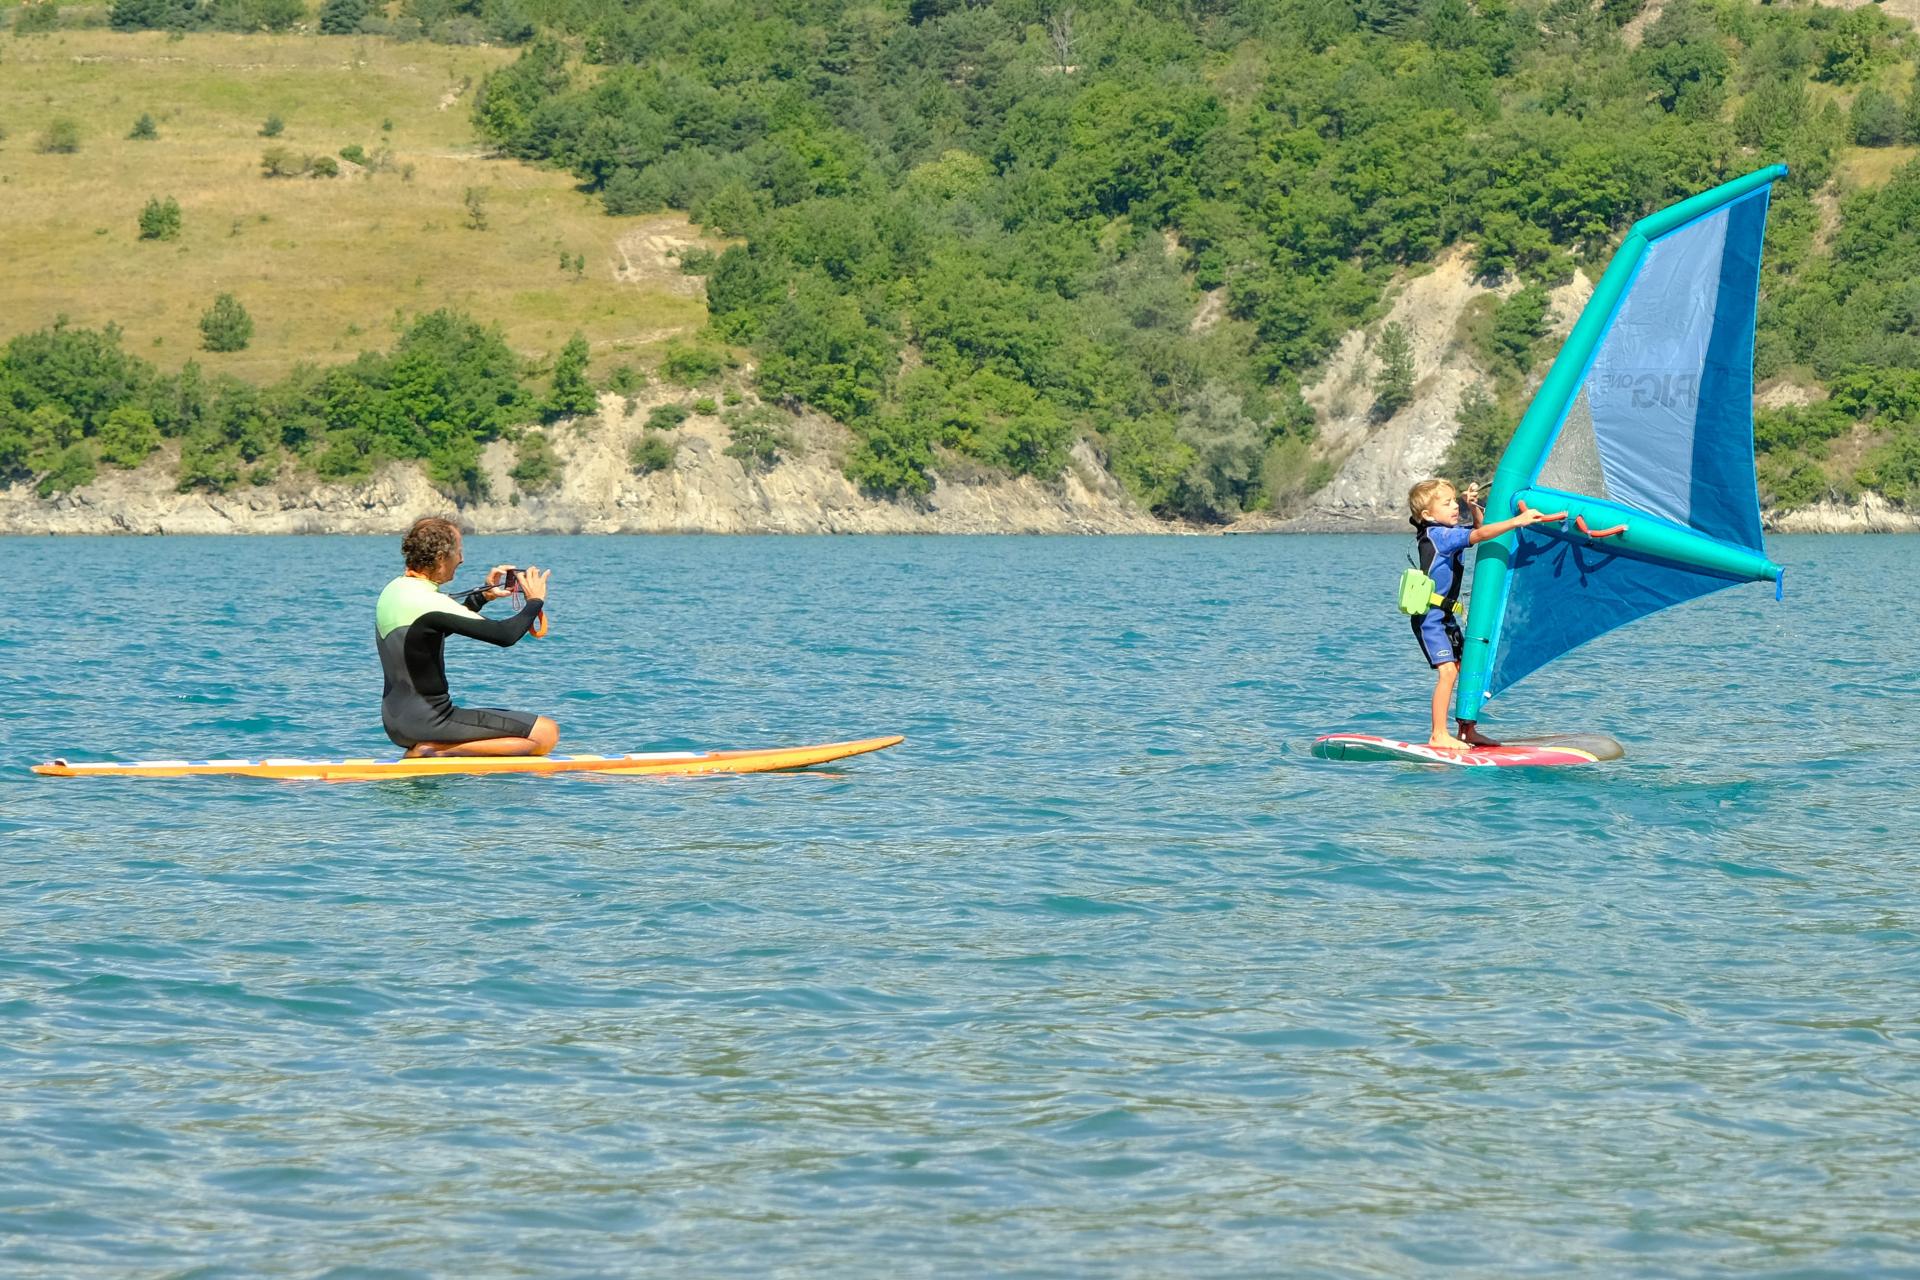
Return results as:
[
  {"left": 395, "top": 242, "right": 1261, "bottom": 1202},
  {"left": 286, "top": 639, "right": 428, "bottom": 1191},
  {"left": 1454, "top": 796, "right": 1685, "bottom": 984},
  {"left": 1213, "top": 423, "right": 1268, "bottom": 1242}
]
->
[
  {"left": 1770, "top": 492, "right": 1920, "bottom": 533},
  {"left": 1292, "top": 248, "right": 1592, "bottom": 528},
  {"left": 0, "top": 394, "right": 1162, "bottom": 536}
]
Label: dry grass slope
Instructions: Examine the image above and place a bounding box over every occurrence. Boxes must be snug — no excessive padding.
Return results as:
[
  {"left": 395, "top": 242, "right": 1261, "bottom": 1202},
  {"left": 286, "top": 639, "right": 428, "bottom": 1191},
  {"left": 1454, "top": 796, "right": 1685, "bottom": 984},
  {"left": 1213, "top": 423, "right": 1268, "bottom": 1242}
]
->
[{"left": 0, "top": 30, "right": 728, "bottom": 381}]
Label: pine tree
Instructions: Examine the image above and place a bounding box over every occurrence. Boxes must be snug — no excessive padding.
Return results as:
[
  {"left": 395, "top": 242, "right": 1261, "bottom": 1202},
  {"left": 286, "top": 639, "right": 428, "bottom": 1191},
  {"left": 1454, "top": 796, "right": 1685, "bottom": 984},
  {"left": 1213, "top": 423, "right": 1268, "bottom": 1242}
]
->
[
  {"left": 1372, "top": 322, "right": 1415, "bottom": 420},
  {"left": 199, "top": 293, "right": 253, "bottom": 352},
  {"left": 542, "top": 333, "right": 597, "bottom": 421},
  {"left": 138, "top": 195, "right": 182, "bottom": 241}
]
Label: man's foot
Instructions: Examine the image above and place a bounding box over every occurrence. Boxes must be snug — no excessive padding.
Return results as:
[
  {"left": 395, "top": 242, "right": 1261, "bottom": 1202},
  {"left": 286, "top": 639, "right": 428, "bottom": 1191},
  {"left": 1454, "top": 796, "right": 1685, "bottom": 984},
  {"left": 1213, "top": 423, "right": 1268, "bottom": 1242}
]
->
[
  {"left": 402, "top": 744, "right": 441, "bottom": 758},
  {"left": 1457, "top": 723, "right": 1502, "bottom": 747},
  {"left": 1428, "top": 733, "right": 1473, "bottom": 751}
]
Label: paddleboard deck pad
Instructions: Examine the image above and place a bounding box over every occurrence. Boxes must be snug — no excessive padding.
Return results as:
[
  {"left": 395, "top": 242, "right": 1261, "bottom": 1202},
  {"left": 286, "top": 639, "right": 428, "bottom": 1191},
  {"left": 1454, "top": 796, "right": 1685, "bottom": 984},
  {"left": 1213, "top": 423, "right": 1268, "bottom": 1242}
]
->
[
  {"left": 32, "top": 735, "right": 903, "bottom": 781},
  {"left": 1310, "top": 733, "right": 1623, "bottom": 768}
]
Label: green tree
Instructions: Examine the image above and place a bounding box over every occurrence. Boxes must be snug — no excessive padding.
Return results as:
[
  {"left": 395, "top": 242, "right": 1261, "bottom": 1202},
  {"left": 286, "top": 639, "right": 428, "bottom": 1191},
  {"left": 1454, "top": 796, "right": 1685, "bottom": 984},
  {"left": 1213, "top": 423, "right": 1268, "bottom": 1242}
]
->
[
  {"left": 109, "top": 0, "right": 199, "bottom": 30},
  {"left": 199, "top": 294, "right": 253, "bottom": 352},
  {"left": 1371, "top": 323, "right": 1415, "bottom": 421},
  {"left": 1851, "top": 87, "right": 1903, "bottom": 147},
  {"left": 128, "top": 113, "right": 159, "bottom": 141},
  {"left": 1490, "top": 286, "right": 1551, "bottom": 374},
  {"left": 1443, "top": 384, "right": 1514, "bottom": 481},
  {"left": 464, "top": 186, "right": 489, "bottom": 231},
  {"left": 36, "top": 442, "right": 97, "bottom": 498},
  {"left": 318, "top": 0, "right": 367, "bottom": 33},
  {"left": 1818, "top": 7, "right": 1884, "bottom": 86},
  {"left": 542, "top": 333, "right": 597, "bottom": 421},
  {"left": 138, "top": 195, "right": 182, "bottom": 242},
  {"left": 259, "top": 114, "right": 283, "bottom": 138},
  {"left": 96, "top": 405, "right": 161, "bottom": 468}
]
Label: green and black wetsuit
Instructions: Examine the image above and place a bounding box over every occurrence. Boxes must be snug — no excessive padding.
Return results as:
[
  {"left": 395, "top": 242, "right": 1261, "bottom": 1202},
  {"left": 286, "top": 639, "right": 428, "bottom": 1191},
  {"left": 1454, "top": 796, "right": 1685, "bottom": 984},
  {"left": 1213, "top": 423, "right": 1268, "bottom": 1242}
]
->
[{"left": 375, "top": 575, "right": 545, "bottom": 748}]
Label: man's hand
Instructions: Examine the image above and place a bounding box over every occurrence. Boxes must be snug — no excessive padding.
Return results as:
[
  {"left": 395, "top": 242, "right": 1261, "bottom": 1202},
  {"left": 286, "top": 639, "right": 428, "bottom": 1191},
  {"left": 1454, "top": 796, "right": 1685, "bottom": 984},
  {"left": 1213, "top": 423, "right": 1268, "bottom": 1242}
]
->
[
  {"left": 517, "top": 566, "right": 550, "bottom": 604},
  {"left": 482, "top": 564, "right": 515, "bottom": 600}
]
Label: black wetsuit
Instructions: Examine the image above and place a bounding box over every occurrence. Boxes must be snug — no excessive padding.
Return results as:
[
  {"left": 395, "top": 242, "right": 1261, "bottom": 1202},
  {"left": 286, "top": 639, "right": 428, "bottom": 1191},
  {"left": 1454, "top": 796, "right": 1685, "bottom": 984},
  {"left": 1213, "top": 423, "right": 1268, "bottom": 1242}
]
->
[{"left": 374, "top": 575, "right": 545, "bottom": 748}]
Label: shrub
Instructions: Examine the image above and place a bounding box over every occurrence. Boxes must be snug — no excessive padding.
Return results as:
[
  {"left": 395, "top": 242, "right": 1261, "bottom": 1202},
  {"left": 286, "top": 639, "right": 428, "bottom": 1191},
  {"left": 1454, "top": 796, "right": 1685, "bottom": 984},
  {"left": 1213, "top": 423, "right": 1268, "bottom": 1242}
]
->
[
  {"left": 36, "top": 442, "right": 97, "bottom": 498},
  {"left": 260, "top": 114, "right": 283, "bottom": 138},
  {"left": 176, "top": 428, "right": 243, "bottom": 493},
  {"left": 678, "top": 247, "right": 717, "bottom": 275},
  {"left": 199, "top": 293, "right": 253, "bottom": 352},
  {"left": 723, "top": 407, "right": 791, "bottom": 470},
  {"left": 645, "top": 402, "right": 690, "bottom": 432},
  {"left": 96, "top": 406, "right": 161, "bottom": 468},
  {"left": 629, "top": 432, "right": 676, "bottom": 474},
  {"left": 13, "top": 1, "right": 61, "bottom": 32},
  {"left": 605, "top": 363, "right": 642, "bottom": 395},
  {"left": 660, "top": 341, "right": 732, "bottom": 386},
  {"left": 138, "top": 195, "right": 182, "bottom": 242},
  {"left": 510, "top": 431, "right": 561, "bottom": 493},
  {"left": 309, "top": 154, "right": 339, "bottom": 178},
  {"left": 260, "top": 146, "right": 305, "bottom": 178},
  {"left": 464, "top": 186, "right": 489, "bottom": 231},
  {"left": 128, "top": 113, "right": 159, "bottom": 141},
  {"left": 692, "top": 396, "right": 717, "bottom": 414},
  {"left": 37, "top": 119, "right": 80, "bottom": 154},
  {"left": 339, "top": 143, "right": 366, "bottom": 165}
]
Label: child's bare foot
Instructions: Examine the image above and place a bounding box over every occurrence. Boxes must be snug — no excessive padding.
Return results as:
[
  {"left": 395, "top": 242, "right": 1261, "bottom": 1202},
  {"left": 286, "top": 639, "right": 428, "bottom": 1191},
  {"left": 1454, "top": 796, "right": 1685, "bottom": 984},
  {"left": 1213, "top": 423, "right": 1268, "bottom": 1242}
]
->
[{"left": 1428, "top": 733, "right": 1473, "bottom": 751}]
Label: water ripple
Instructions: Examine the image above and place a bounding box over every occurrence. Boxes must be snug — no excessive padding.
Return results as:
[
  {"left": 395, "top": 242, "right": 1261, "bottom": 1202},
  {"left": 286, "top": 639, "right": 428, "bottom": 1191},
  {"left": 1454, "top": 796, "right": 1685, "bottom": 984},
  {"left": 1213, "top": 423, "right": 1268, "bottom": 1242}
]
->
[{"left": 1, "top": 534, "right": 1917, "bottom": 1277}]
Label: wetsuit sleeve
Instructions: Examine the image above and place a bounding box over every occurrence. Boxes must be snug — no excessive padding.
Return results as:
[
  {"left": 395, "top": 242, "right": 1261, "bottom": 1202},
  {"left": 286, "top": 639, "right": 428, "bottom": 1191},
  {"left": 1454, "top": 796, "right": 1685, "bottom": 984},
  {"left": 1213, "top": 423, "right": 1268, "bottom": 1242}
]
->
[
  {"left": 455, "top": 587, "right": 492, "bottom": 612},
  {"left": 1431, "top": 525, "right": 1472, "bottom": 555},
  {"left": 415, "top": 598, "right": 545, "bottom": 648}
]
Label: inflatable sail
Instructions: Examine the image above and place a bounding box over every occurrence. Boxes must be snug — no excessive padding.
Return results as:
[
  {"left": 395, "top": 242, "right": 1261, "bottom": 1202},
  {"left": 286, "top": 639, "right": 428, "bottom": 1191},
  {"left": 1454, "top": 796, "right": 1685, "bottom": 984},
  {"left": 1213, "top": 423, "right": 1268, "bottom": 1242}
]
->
[{"left": 1456, "top": 165, "right": 1787, "bottom": 723}]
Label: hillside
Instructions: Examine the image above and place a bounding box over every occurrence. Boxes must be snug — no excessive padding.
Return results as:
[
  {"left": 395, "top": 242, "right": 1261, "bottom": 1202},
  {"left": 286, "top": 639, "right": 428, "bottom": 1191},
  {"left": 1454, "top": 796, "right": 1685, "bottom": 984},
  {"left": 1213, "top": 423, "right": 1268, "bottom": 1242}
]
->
[
  {"left": 8, "top": 2, "right": 1920, "bottom": 533},
  {"left": 0, "top": 30, "right": 717, "bottom": 381}
]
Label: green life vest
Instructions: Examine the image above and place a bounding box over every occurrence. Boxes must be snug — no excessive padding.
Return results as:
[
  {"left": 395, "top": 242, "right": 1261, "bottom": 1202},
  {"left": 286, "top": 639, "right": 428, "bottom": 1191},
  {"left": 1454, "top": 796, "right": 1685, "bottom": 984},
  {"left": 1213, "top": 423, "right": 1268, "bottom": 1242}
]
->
[{"left": 1397, "top": 566, "right": 1464, "bottom": 619}]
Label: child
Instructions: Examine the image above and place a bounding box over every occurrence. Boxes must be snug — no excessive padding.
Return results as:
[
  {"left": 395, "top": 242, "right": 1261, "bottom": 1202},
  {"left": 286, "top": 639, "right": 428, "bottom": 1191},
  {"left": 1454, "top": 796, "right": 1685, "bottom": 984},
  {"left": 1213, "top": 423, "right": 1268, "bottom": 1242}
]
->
[{"left": 1408, "top": 479, "right": 1554, "bottom": 749}]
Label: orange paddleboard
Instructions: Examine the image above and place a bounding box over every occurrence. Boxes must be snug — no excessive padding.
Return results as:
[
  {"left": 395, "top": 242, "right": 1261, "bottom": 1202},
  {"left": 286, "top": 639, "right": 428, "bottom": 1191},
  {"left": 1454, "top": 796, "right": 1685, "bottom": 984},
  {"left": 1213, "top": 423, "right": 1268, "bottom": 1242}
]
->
[{"left": 32, "top": 735, "right": 904, "bottom": 781}]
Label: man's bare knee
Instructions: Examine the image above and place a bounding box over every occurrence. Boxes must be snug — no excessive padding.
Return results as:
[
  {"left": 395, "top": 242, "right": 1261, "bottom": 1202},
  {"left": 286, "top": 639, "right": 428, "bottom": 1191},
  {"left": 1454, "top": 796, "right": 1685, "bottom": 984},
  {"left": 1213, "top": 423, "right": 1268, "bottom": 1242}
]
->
[{"left": 531, "top": 717, "right": 559, "bottom": 755}]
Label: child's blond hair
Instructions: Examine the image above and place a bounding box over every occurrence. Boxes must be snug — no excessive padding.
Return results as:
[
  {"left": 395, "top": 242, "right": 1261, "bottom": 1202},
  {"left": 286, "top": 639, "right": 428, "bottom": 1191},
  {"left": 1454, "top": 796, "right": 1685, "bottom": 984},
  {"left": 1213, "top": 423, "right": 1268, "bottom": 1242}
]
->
[{"left": 1408, "top": 478, "right": 1455, "bottom": 522}]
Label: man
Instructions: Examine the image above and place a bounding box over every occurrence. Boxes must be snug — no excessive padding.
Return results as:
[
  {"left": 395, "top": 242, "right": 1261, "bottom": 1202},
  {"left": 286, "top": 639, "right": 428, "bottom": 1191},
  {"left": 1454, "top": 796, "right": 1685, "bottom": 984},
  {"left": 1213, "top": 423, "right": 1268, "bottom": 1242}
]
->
[{"left": 374, "top": 516, "right": 559, "bottom": 758}]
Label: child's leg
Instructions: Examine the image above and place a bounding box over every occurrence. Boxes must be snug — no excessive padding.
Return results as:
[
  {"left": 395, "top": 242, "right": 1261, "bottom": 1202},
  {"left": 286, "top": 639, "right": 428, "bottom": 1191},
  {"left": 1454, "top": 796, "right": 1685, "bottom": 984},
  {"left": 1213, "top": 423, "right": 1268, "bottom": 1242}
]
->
[{"left": 1429, "top": 662, "right": 1468, "bottom": 749}]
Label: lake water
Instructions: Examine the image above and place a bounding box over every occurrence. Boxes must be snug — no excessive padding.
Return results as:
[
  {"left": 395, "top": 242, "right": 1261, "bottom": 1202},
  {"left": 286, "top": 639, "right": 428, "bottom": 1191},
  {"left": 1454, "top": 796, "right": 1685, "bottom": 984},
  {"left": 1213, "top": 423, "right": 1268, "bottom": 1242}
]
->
[{"left": 3, "top": 533, "right": 1917, "bottom": 1278}]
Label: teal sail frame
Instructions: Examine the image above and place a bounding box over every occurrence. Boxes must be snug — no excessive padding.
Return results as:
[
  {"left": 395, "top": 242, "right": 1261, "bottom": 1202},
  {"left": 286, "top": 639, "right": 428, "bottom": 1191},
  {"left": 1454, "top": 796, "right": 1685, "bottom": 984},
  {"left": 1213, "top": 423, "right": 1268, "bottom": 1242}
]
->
[{"left": 1455, "top": 165, "right": 1788, "bottom": 723}]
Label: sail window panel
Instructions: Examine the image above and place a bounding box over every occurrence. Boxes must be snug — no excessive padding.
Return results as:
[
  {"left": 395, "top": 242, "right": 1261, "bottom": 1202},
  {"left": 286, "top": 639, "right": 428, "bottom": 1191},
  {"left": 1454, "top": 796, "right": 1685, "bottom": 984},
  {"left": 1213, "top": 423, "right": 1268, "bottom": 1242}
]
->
[
  {"left": 1578, "top": 190, "right": 1769, "bottom": 549},
  {"left": 1536, "top": 386, "right": 1610, "bottom": 499}
]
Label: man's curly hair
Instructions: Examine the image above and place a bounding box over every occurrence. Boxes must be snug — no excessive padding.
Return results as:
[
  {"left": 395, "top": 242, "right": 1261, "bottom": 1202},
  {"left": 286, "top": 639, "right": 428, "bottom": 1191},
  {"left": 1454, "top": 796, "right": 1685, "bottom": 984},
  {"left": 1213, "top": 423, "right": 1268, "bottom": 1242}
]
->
[{"left": 401, "top": 516, "right": 462, "bottom": 572}]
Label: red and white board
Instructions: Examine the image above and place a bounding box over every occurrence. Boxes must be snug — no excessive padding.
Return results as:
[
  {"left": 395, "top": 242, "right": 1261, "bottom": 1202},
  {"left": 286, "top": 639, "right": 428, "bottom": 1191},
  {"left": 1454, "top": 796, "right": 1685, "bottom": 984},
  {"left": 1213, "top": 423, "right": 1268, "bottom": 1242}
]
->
[{"left": 1310, "top": 733, "right": 1622, "bottom": 768}]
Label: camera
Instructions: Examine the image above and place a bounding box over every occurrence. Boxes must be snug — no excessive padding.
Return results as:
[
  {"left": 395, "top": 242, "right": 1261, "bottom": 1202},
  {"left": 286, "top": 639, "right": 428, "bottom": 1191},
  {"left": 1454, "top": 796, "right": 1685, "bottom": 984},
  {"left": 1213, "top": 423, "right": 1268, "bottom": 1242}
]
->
[{"left": 501, "top": 567, "right": 521, "bottom": 592}]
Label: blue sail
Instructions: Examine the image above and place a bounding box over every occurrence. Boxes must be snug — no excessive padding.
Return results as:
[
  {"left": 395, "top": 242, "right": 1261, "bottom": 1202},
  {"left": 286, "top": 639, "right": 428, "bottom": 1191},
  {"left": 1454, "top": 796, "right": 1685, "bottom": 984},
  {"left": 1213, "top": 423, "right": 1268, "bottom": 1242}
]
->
[{"left": 1455, "top": 167, "right": 1786, "bottom": 719}]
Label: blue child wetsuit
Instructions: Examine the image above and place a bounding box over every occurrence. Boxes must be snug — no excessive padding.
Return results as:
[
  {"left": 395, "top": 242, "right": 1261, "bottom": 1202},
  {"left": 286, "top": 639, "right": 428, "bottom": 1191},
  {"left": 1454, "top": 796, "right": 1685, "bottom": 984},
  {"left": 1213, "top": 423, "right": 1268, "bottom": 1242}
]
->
[{"left": 1411, "top": 519, "right": 1471, "bottom": 668}]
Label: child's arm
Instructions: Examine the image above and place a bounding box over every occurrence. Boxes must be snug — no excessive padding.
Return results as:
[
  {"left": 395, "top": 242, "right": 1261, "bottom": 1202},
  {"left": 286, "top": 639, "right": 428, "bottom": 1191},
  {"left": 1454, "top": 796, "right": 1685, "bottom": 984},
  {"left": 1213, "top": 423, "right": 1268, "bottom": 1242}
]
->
[{"left": 1469, "top": 504, "right": 1564, "bottom": 545}]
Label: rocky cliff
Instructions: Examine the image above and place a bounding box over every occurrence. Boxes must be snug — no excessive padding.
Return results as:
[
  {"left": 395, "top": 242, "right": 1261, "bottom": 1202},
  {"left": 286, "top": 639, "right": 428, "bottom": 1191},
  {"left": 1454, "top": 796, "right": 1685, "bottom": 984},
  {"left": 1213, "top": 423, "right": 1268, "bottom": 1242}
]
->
[{"left": 0, "top": 390, "right": 1162, "bottom": 536}]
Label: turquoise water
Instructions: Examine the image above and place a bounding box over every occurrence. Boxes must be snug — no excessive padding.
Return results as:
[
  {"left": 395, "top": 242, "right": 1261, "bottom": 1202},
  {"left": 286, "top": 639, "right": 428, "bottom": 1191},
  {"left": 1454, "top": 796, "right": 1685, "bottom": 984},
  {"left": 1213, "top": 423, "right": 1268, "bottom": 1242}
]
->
[{"left": 4, "top": 533, "right": 1918, "bottom": 1278}]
